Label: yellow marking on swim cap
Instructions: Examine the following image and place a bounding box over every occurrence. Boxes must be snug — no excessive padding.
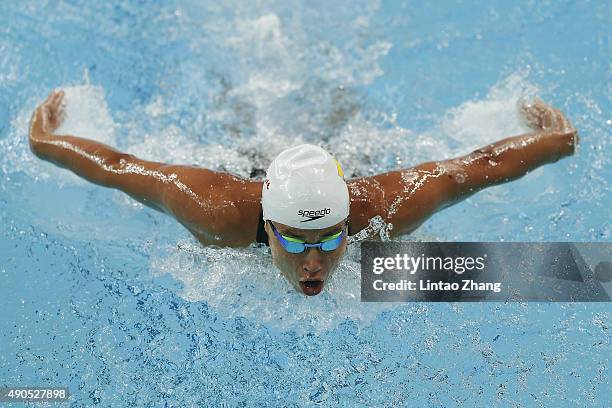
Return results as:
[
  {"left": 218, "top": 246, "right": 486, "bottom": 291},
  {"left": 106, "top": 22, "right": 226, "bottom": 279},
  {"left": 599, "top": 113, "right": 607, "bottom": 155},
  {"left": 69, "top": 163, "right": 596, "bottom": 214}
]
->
[{"left": 334, "top": 159, "right": 344, "bottom": 178}]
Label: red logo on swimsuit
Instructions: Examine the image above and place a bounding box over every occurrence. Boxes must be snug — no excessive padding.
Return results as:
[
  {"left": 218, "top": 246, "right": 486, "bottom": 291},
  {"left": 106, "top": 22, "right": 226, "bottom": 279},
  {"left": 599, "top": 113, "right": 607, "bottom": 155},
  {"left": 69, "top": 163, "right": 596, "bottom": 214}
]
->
[{"left": 265, "top": 179, "right": 270, "bottom": 190}]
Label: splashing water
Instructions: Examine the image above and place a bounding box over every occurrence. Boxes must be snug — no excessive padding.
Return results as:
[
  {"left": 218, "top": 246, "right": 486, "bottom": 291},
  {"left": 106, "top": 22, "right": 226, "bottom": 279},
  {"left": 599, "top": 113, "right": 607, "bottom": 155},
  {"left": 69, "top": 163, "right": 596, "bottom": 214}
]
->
[
  {"left": 1, "top": 1, "right": 610, "bottom": 406},
  {"left": 0, "top": 66, "right": 604, "bottom": 333}
]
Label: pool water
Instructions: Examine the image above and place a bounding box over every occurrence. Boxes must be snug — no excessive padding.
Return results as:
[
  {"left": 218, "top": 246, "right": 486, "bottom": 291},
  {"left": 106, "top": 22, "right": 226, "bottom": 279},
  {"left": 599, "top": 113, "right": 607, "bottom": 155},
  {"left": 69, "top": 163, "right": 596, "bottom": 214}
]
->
[{"left": 0, "top": 0, "right": 610, "bottom": 406}]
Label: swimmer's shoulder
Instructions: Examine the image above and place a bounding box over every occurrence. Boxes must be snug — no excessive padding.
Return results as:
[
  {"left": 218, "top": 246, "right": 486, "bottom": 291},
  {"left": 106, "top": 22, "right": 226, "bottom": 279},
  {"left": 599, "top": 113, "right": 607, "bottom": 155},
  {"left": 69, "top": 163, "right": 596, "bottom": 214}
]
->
[
  {"left": 225, "top": 177, "right": 264, "bottom": 246},
  {"left": 160, "top": 166, "right": 263, "bottom": 247},
  {"left": 345, "top": 177, "right": 387, "bottom": 236},
  {"left": 205, "top": 175, "right": 263, "bottom": 247}
]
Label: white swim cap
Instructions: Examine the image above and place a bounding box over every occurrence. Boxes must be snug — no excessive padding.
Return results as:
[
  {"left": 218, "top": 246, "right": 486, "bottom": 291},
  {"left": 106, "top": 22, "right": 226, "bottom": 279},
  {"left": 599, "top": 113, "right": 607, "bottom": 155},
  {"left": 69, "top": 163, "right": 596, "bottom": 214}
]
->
[{"left": 262, "top": 144, "right": 350, "bottom": 229}]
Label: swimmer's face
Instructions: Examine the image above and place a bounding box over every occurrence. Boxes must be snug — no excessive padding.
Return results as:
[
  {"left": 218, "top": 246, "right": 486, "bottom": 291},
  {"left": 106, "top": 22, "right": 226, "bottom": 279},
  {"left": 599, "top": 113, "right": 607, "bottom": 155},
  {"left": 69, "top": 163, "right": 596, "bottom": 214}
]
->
[{"left": 264, "top": 220, "right": 348, "bottom": 296}]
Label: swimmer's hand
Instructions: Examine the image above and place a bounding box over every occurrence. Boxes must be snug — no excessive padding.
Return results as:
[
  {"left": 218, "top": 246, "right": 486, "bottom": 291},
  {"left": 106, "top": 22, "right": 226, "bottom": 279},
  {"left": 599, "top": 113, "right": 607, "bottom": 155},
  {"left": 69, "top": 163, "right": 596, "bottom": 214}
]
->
[
  {"left": 519, "top": 98, "right": 580, "bottom": 149},
  {"left": 29, "top": 90, "right": 66, "bottom": 142}
]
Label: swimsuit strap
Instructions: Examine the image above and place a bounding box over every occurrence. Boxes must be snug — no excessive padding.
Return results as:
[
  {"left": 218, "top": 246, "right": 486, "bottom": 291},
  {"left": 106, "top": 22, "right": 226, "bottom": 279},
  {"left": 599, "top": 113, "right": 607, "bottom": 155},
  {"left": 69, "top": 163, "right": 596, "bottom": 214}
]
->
[{"left": 255, "top": 208, "right": 269, "bottom": 246}]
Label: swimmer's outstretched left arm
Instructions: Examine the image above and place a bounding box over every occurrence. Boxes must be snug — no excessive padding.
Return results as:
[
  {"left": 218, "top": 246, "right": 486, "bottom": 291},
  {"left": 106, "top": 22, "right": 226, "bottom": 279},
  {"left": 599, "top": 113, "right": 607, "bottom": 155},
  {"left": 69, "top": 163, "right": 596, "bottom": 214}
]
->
[
  {"left": 29, "top": 90, "right": 262, "bottom": 247},
  {"left": 29, "top": 90, "right": 170, "bottom": 213},
  {"left": 348, "top": 99, "right": 579, "bottom": 239}
]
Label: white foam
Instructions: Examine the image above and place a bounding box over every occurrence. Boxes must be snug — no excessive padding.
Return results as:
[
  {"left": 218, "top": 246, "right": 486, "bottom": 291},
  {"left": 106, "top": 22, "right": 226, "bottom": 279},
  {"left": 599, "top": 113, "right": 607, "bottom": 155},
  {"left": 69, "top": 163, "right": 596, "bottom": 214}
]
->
[
  {"left": 1, "top": 84, "right": 117, "bottom": 184},
  {"left": 440, "top": 71, "right": 538, "bottom": 154},
  {"left": 329, "top": 112, "right": 451, "bottom": 176},
  {"left": 54, "top": 85, "right": 117, "bottom": 146},
  {"left": 124, "top": 125, "right": 256, "bottom": 178},
  {"left": 150, "top": 238, "right": 394, "bottom": 333},
  {"left": 198, "top": 3, "right": 392, "bottom": 115}
]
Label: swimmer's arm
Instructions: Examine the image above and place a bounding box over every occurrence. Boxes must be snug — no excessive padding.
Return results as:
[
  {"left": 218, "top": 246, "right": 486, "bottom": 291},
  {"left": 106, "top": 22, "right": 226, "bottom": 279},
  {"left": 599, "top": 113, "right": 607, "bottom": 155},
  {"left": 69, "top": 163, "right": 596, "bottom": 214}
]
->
[
  {"left": 358, "top": 100, "right": 579, "bottom": 239},
  {"left": 29, "top": 91, "right": 169, "bottom": 212},
  {"left": 29, "top": 91, "right": 261, "bottom": 246}
]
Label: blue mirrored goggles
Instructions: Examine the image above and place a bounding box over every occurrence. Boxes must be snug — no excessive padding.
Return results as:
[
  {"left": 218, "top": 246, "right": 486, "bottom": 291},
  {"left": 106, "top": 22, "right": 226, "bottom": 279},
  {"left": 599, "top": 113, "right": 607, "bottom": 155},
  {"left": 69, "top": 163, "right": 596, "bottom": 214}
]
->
[{"left": 269, "top": 221, "right": 347, "bottom": 254}]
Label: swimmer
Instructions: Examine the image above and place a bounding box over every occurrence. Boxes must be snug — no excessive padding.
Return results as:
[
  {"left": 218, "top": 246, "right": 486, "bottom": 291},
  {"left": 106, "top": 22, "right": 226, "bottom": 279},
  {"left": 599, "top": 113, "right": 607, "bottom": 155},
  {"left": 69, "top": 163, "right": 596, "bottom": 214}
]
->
[{"left": 29, "top": 90, "right": 579, "bottom": 296}]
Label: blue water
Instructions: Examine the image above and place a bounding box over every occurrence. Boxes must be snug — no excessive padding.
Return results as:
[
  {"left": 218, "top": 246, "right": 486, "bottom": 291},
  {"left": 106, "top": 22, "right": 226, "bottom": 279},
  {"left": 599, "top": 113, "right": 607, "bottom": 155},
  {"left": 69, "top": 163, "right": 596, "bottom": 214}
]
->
[{"left": 1, "top": 0, "right": 610, "bottom": 406}]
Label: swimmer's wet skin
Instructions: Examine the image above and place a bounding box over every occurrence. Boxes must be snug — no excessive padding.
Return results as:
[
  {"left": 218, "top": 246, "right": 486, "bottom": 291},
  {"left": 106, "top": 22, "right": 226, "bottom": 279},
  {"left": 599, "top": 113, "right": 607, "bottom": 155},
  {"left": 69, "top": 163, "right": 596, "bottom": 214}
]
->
[{"left": 29, "top": 91, "right": 579, "bottom": 296}]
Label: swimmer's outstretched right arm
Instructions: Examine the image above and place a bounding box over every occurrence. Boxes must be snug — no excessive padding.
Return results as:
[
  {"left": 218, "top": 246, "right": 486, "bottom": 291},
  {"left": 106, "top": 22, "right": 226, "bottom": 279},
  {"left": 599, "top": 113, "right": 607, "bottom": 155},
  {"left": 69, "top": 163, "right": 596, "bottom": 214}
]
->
[
  {"left": 29, "top": 90, "right": 262, "bottom": 247},
  {"left": 350, "top": 99, "right": 579, "bottom": 239}
]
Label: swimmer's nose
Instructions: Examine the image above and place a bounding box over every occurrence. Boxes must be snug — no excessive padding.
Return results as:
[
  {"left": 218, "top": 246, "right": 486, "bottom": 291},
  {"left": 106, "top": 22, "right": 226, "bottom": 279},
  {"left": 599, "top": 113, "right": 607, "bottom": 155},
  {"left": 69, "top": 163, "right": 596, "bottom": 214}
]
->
[
  {"left": 302, "top": 252, "right": 323, "bottom": 275},
  {"left": 303, "top": 262, "right": 322, "bottom": 274}
]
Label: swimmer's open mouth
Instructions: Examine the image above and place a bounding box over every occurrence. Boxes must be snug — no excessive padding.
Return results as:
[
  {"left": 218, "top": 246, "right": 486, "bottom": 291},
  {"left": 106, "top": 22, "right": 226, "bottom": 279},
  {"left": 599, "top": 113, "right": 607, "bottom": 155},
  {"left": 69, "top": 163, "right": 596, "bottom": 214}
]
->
[{"left": 299, "top": 280, "right": 324, "bottom": 296}]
